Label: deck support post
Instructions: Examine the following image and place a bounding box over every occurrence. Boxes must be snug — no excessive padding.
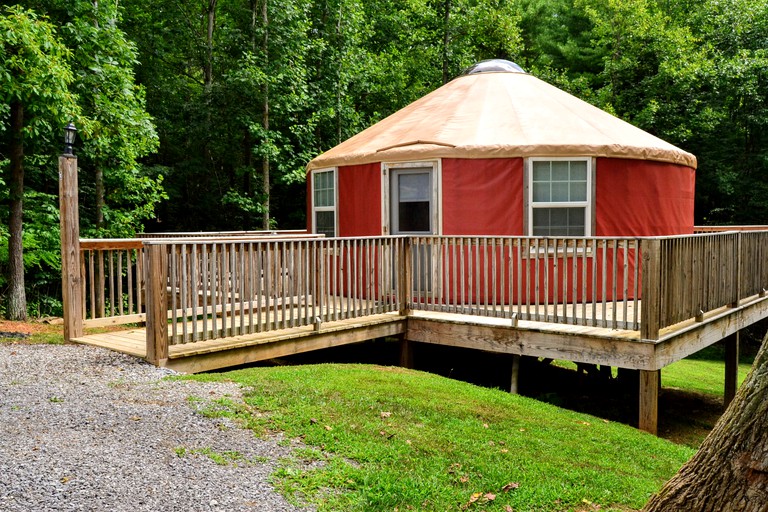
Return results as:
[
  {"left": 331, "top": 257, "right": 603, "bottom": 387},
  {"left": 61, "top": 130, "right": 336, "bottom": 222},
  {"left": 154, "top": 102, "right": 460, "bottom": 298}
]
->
[
  {"left": 399, "top": 336, "right": 414, "bottom": 369},
  {"left": 639, "top": 369, "right": 659, "bottom": 435},
  {"left": 724, "top": 331, "right": 740, "bottom": 406},
  {"left": 510, "top": 354, "right": 521, "bottom": 394},
  {"left": 59, "top": 154, "right": 83, "bottom": 341},
  {"left": 146, "top": 244, "right": 169, "bottom": 365}
]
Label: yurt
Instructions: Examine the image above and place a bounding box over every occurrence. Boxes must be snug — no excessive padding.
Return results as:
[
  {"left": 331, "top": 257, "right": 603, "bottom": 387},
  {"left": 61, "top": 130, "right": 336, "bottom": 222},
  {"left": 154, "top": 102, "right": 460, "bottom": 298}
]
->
[
  {"left": 305, "top": 60, "right": 696, "bottom": 304},
  {"left": 307, "top": 59, "right": 695, "bottom": 239}
]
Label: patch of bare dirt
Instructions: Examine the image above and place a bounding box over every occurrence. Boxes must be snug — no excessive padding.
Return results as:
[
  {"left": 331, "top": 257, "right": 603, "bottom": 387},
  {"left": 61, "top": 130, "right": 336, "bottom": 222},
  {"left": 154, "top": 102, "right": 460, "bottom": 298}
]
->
[{"left": 0, "top": 320, "right": 64, "bottom": 344}]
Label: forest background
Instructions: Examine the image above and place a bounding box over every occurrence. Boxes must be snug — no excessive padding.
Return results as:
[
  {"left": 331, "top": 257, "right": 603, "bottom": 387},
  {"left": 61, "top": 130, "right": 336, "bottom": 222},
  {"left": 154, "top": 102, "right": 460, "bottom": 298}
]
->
[{"left": 1, "top": 0, "right": 766, "bottom": 318}]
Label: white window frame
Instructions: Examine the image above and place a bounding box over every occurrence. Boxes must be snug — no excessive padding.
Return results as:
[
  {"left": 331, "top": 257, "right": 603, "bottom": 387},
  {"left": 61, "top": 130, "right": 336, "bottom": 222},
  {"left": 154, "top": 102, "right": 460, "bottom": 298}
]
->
[
  {"left": 381, "top": 160, "right": 442, "bottom": 236},
  {"left": 311, "top": 167, "right": 337, "bottom": 237},
  {"left": 527, "top": 157, "right": 592, "bottom": 237}
]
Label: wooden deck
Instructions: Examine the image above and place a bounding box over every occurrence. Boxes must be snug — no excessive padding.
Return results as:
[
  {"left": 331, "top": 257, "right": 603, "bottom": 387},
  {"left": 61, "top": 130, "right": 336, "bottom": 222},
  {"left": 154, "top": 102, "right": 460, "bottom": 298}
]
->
[
  {"left": 61, "top": 231, "right": 768, "bottom": 435},
  {"left": 74, "top": 291, "right": 768, "bottom": 373}
]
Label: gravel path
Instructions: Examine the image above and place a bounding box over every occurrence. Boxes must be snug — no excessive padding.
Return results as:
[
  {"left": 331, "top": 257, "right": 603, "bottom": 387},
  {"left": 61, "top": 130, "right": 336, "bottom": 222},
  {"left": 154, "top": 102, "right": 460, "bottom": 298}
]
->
[{"left": 0, "top": 343, "right": 309, "bottom": 511}]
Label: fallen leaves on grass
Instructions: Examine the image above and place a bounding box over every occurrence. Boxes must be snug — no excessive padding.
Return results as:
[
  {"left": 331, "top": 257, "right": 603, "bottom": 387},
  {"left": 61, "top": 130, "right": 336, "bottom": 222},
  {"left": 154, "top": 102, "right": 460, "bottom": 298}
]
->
[
  {"left": 501, "top": 482, "right": 520, "bottom": 492},
  {"left": 461, "top": 491, "right": 496, "bottom": 509}
]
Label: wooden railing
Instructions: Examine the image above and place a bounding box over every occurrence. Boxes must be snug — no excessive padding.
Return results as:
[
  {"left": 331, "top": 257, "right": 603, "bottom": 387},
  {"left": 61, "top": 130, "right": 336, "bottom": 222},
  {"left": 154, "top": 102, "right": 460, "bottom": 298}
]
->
[
  {"left": 137, "top": 229, "right": 311, "bottom": 238},
  {"left": 739, "top": 231, "right": 768, "bottom": 298},
  {"left": 407, "top": 236, "right": 642, "bottom": 330},
  {"left": 74, "top": 230, "right": 768, "bottom": 358},
  {"left": 80, "top": 239, "right": 146, "bottom": 327},
  {"left": 694, "top": 225, "right": 768, "bottom": 233},
  {"left": 641, "top": 230, "right": 768, "bottom": 339},
  {"left": 143, "top": 237, "right": 405, "bottom": 347}
]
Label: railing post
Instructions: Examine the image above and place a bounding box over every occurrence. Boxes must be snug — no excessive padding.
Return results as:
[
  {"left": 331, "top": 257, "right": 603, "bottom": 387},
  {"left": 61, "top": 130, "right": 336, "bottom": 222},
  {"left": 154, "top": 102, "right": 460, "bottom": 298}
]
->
[
  {"left": 145, "top": 243, "right": 169, "bottom": 365},
  {"left": 733, "top": 232, "right": 741, "bottom": 307},
  {"left": 399, "top": 237, "right": 412, "bottom": 316},
  {"left": 641, "top": 238, "right": 661, "bottom": 341},
  {"left": 59, "top": 154, "right": 84, "bottom": 341}
]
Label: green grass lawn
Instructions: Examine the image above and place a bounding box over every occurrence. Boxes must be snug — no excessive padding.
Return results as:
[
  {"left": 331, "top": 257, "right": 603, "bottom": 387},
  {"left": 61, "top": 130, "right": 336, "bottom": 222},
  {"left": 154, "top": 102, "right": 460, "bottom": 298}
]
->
[
  {"left": 187, "top": 364, "right": 693, "bottom": 511},
  {"left": 662, "top": 358, "right": 751, "bottom": 396}
]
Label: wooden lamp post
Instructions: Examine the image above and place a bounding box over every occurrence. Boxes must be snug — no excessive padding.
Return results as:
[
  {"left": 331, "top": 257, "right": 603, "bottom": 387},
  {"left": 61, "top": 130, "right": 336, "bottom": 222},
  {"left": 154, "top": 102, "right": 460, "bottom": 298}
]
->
[{"left": 60, "top": 122, "right": 83, "bottom": 341}]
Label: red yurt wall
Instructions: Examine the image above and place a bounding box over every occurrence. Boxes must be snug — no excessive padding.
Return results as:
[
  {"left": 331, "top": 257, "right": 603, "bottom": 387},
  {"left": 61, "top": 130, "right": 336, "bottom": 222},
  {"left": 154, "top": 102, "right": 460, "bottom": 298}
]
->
[
  {"left": 442, "top": 158, "right": 524, "bottom": 235},
  {"left": 338, "top": 163, "right": 381, "bottom": 237},
  {"left": 310, "top": 156, "right": 696, "bottom": 307},
  {"left": 594, "top": 158, "right": 695, "bottom": 236}
]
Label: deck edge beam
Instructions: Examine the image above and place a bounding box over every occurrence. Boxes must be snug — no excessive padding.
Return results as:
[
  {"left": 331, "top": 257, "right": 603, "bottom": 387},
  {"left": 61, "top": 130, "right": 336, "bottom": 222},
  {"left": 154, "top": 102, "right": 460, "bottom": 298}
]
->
[
  {"left": 163, "top": 319, "right": 407, "bottom": 373},
  {"left": 406, "top": 317, "right": 656, "bottom": 370},
  {"left": 652, "top": 297, "right": 768, "bottom": 370}
]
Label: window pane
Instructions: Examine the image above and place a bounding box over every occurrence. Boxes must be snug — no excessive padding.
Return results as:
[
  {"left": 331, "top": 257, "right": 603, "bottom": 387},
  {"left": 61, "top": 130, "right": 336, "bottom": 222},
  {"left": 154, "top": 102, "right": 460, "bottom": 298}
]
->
[
  {"left": 551, "top": 182, "right": 569, "bottom": 202},
  {"left": 532, "top": 209, "right": 550, "bottom": 236},
  {"left": 532, "top": 182, "right": 550, "bottom": 202},
  {"left": 399, "top": 173, "right": 430, "bottom": 201},
  {"left": 550, "top": 208, "right": 568, "bottom": 227},
  {"left": 532, "top": 161, "right": 550, "bottom": 181},
  {"left": 313, "top": 171, "right": 334, "bottom": 207},
  {"left": 532, "top": 207, "right": 585, "bottom": 236},
  {"left": 399, "top": 201, "right": 430, "bottom": 232},
  {"left": 315, "top": 211, "right": 335, "bottom": 237},
  {"left": 552, "top": 161, "right": 569, "bottom": 181},
  {"left": 567, "top": 208, "right": 585, "bottom": 235},
  {"left": 570, "top": 160, "right": 588, "bottom": 180},
  {"left": 570, "top": 182, "right": 587, "bottom": 201}
]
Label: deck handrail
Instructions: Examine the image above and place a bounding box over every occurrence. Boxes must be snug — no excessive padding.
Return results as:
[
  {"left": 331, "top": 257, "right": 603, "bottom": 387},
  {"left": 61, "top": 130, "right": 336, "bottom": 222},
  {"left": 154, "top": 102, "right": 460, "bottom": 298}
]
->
[
  {"left": 642, "top": 230, "right": 768, "bottom": 339},
  {"left": 694, "top": 225, "right": 768, "bottom": 233},
  {"left": 137, "top": 229, "right": 313, "bottom": 238},
  {"left": 142, "top": 237, "right": 406, "bottom": 358},
  {"left": 78, "top": 233, "right": 327, "bottom": 328},
  {"left": 407, "top": 236, "right": 642, "bottom": 330}
]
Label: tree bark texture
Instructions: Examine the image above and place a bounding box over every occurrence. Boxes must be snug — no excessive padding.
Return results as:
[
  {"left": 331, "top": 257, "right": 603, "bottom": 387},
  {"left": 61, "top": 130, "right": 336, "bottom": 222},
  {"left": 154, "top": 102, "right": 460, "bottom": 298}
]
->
[
  {"left": 643, "top": 333, "right": 768, "bottom": 511},
  {"left": 7, "top": 100, "right": 27, "bottom": 320}
]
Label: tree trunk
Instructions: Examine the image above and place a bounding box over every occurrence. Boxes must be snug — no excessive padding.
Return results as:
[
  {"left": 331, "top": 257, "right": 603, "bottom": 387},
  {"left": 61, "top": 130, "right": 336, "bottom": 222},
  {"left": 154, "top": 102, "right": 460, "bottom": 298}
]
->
[
  {"left": 95, "top": 167, "right": 105, "bottom": 230},
  {"left": 93, "top": 0, "right": 105, "bottom": 231},
  {"left": 260, "top": 0, "right": 270, "bottom": 230},
  {"left": 204, "top": 0, "right": 217, "bottom": 90},
  {"left": 441, "top": 0, "right": 451, "bottom": 84},
  {"left": 7, "top": 100, "right": 27, "bottom": 320},
  {"left": 643, "top": 333, "right": 768, "bottom": 511}
]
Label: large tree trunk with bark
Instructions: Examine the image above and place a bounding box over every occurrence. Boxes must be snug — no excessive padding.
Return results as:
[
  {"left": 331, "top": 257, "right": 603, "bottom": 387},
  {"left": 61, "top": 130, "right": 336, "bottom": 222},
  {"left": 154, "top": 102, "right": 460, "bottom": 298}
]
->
[
  {"left": 7, "top": 100, "right": 27, "bottom": 320},
  {"left": 644, "top": 333, "right": 768, "bottom": 511}
]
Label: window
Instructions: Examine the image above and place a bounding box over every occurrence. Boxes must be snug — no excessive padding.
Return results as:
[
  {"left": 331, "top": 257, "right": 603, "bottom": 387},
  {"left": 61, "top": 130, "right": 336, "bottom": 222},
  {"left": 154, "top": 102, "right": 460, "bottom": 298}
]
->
[
  {"left": 312, "top": 169, "right": 336, "bottom": 237},
  {"left": 392, "top": 169, "right": 433, "bottom": 234},
  {"left": 529, "top": 158, "right": 591, "bottom": 236}
]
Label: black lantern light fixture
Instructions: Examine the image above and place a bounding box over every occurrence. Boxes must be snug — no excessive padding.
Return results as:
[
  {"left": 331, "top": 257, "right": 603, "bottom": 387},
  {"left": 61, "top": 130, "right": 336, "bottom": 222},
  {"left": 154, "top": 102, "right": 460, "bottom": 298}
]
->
[{"left": 63, "top": 122, "right": 77, "bottom": 156}]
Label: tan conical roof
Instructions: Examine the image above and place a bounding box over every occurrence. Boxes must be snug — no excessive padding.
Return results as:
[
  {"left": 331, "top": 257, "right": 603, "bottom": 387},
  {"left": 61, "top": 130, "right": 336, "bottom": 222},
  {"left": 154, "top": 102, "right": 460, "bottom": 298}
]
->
[{"left": 307, "top": 69, "right": 697, "bottom": 170}]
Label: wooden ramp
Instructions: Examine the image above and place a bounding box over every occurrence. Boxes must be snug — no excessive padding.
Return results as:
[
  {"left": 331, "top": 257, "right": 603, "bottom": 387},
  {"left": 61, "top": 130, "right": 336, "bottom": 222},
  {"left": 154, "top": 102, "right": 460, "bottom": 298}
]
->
[{"left": 73, "top": 313, "right": 407, "bottom": 373}]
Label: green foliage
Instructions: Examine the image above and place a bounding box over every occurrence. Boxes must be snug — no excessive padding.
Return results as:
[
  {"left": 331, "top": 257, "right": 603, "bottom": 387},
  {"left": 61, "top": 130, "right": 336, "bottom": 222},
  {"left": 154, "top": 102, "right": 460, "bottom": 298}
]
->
[
  {"left": 0, "top": 2, "right": 163, "bottom": 317},
  {"left": 2, "top": 0, "right": 767, "bottom": 313},
  {"left": 0, "top": 5, "right": 79, "bottom": 138}
]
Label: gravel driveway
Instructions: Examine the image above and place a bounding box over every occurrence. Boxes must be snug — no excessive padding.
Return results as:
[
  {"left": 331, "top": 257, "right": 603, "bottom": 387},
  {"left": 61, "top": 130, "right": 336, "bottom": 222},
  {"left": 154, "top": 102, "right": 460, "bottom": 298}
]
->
[{"left": 0, "top": 343, "right": 309, "bottom": 511}]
